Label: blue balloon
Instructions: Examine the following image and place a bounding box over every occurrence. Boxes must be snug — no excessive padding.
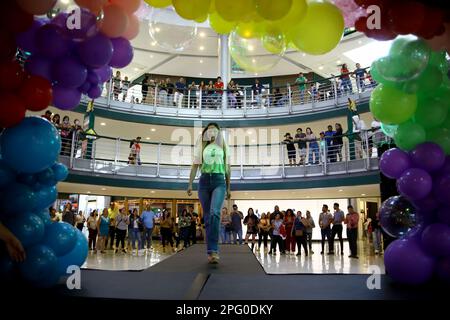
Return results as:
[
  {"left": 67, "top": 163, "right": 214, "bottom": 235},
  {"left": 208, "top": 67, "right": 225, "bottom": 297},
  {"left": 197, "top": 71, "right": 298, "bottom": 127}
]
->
[
  {"left": 42, "top": 222, "right": 78, "bottom": 256},
  {"left": 56, "top": 230, "right": 88, "bottom": 276},
  {"left": 16, "top": 173, "right": 38, "bottom": 186},
  {"left": 36, "top": 168, "right": 56, "bottom": 187},
  {"left": 34, "top": 209, "right": 52, "bottom": 226},
  {"left": 32, "top": 185, "right": 57, "bottom": 211},
  {"left": 0, "top": 161, "right": 15, "bottom": 188},
  {"left": 52, "top": 163, "right": 69, "bottom": 182},
  {"left": 1, "top": 117, "right": 61, "bottom": 174},
  {"left": 0, "top": 182, "right": 35, "bottom": 215},
  {"left": 19, "top": 245, "right": 58, "bottom": 284},
  {"left": 5, "top": 213, "right": 45, "bottom": 248}
]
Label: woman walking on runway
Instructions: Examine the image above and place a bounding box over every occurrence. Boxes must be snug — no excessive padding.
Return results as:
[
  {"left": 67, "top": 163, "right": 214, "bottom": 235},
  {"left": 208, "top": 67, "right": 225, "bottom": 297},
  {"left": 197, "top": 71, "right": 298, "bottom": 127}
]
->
[{"left": 188, "top": 123, "right": 231, "bottom": 264}]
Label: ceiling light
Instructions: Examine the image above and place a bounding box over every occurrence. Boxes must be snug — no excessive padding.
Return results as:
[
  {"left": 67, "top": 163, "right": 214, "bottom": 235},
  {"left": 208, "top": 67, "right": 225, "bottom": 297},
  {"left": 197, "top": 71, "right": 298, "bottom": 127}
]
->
[
  {"left": 151, "top": 128, "right": 156, "bottom": 132},
  {"left": 302, "top": 53, "right": 306, "bottom": 57},
  {"left": 251, "top": 197, "right": 255, "bottom": 199},
  {"left": 151, "top": 191, "right": 155, "bottom": 194},
  {"left": 155, "top": 27, "right": 161, "bottom": 33},
  {"left": 146, "top": 137, "right": 150, "bottom": 140},
  {"left": 199, "top": 32, "right": 206, "bottom": 38},
  {"left": 247, "top": 130, "right": 253, "bottom": 134},
  {"left": 101, "top": 188, "right": 107, "bottom": 191},
  {"left": 87, "top": 191, "right": 91, "bottom": 194},
  {"left": 252, "top": 58, "right": 256, "bottom": 63},
  {"left": 337, "top": 60, "right": 342, "bottom": 64},
  {"left": 361, "top": 193, "right": 366, "bottom": 196},
  {"left": 339, "top": 189, "right": 343, "bottom": 192},
  {"left": 151, "top": 41, "right": 157, "bottom": 46},
  {"left": 200, "top": 59, "right": 203, "bottom": 63},
  {"left": 150, "top": 55, "right": 154, "bottom": 58},
  {"left": 318, "top": 66, "right": 324, "bottom": 70},
  {"left": 100, "top": 122, "right": 106, "bottom": 126},
  {"left": 358, "top": 40, "right": 362, "bottom": 45},
  {"left": 254, "top": 73, "right": 258, "bottom": 76},
  {"left": 248, "top": 45, "right": 254, "bottom": 51},
  {"left": 199, "top": 73, "right": 203, "bottom": 76},
  {"left": 199, "top": 46, "right": 205, "bottom": 51},
  {"left": 134, "top": 67, "right": 140, "bottom": 71},
  {"left": 251, "top": 139, "right": 256, "bottom": 143},
  {"left": 61, "top": 0, "right": 70, "bottom": 4}
]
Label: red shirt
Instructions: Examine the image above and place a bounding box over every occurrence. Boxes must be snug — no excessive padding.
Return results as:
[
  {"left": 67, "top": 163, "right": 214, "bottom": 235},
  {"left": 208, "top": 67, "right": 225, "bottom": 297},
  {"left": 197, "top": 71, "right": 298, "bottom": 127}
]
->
[
  {"left": 214, "top": 81, "right": 224, "bottom": 94},
  {"left": 340, "top": 67, "right": 350, "bottom": 79}
]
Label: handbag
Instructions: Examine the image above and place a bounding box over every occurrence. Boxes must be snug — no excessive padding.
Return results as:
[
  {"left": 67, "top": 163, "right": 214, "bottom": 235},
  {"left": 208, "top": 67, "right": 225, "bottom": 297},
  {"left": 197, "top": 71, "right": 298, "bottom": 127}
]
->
[{"left": 295, "top": 229, "right": 304, "bottom": 237}]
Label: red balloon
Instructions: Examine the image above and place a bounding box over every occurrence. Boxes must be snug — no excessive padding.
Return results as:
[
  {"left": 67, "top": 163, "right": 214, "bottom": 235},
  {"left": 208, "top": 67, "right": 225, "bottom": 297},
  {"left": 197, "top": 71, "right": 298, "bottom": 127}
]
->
[
  {"left": 388, "top": 1, "right": 425, "bottom": 35},
  {"left": 0, "top": 29, "right": 16, "bottom": 61},
  {"left": 416, "top": 6, "right": 445, "bottom": 39},
  {"left": 0, "top": 1, "right": 33, "bottom": 34},
  {"left": 19, "top": 75, "right": 53, "bottom": 111},
  {"left": 355, "top": 16, "right": 368, "bottom": 33},
  {"left": 0, "top": 93, "right": 26, "bottom": 128},
  {"left": 0, "top": 60, "right": 25, "bottom": 90}
]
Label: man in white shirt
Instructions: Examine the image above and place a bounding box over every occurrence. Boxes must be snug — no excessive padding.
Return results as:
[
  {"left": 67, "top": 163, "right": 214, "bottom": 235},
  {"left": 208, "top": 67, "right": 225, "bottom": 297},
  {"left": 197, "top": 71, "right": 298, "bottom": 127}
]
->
[
  {"left": 352, "top": 115, "right": 367, "bottom": 159},
  {"left": 318, "top": 204, "right": 333, "bottom": 255}
]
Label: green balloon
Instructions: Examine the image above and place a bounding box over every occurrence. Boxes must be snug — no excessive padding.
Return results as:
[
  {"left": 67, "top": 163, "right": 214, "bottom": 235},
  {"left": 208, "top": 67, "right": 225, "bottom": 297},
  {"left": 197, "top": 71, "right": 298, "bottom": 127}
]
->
[
  {"left": 381, "top": 123, "right": 398, "bottom": 138},
  {"left": 389, "top": 37, "right": 411, "bottom": 57},
  {"left": 427, "top": 127, "right": 450, "bottom": 155},
  {"left": 413, "top": 96, "right": 448, "bottom": 129},
  {"left": 370, "top": 84, "right": 418, "bottom": 125},
  {"left": 429, "top": 51, "right": 449, "bottom": 75},
  {"left": 417, "top": 65, "right": 444, "bottom": 94},
  {"left": 394, "top": 121, "right": 426, "bottom": 151}
]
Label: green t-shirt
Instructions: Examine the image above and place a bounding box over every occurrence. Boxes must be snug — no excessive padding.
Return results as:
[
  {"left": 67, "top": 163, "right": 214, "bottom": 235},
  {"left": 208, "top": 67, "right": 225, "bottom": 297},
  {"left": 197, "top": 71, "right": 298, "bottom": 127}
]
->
[
  {"left": 201, "top": 143, "right": 226, "bottom": 174},
  {"left": 295, "top": 76, "right": 307, "bottom": 90}
]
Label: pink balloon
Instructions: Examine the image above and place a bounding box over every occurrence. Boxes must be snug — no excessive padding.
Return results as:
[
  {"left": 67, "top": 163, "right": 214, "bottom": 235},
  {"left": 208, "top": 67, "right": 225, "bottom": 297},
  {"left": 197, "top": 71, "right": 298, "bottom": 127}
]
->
[
  {"left": 333, "top": 0, "right": 366, "bottom": 28},
  {"left": 110, "top": 0, "right": 141, "bottom": 14},
  {"left": 16, "top": 0, "right": 57, "bottom": 15},
  {"left": 122, "top": 14, "right": 140, "bottom": 40},
  {"left": 100, "top": 4, "right": 130, "bottom": 38}
]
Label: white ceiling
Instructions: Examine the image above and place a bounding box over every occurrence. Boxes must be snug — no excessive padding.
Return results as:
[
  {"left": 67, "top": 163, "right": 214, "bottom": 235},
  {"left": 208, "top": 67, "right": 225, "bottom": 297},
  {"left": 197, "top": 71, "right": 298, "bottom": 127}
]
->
[{"left": 58, "top": 182, "right": 380, "bottom": 200}]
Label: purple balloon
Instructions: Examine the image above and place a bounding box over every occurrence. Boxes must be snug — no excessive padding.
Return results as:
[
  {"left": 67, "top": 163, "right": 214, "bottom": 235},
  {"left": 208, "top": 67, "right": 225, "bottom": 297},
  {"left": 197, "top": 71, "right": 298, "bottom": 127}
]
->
[
  {"left": 16, "top": 19, "right": 45, "bottom": 54},
  {"left": 77, "top": 33, "right": 113, "bottom": 68},
  {"left": 93, "top": 66, "right": 112, "bottom": 83},
  {"left": 435, "top": 156, "right": 450, "bottom": 177},
  {"left": 87, "top": 85, "right": 102, "bottom": 99},
  {"left": 411, "top": 142, "right": 445, "bottom": 173},
  {"left": 438, "top": 208, "right": 450, "bottom": 226},
  {"left": 36, "top": 24, "right": 69, "bottom": 59},
  {"left": 52, "top": 85, "right": 82, "bottom": 110},
  {"left": 87, "top": 71, "right": 100, "bottom": 86},
  {"left": 421, "top": 223, "right": 450, "bottom": 257},
  {"left": 412, "top": 194, "right": 439, "bottom": 213},
  {"left": 109, "top": 37, "right": 134, "bottom": 68},
  {"left": 433, "top": 173, "right": 450, "bottom": 205},
  {"left": 436, "top": 256, "right": 450, "bottom": 284},
  {"left": 25, "top": 55, "right": 52, "bottom": 81},
  {"left": 51, "top": 56, "right": 88, "bottom": 88},
  {"left": 397, "top": 168, "right": 432, "bottom": 201},
  {"left": 78, "top": 81, "right": 91, "bottom": 94},
  {"left": 379, "top": 148, "right": 411, "bottom": 179},
  {"left": 384, "top": 238, "right": 436, "bottom": 285},
  {"left": 380, "top": 195, "right": 417, "bottom": 238},
  {"left": 52, "top": 9, "right": 99, "bottom": 42},
  {"left": 416, "top": 210, "right": 438, "bottom": 225}
]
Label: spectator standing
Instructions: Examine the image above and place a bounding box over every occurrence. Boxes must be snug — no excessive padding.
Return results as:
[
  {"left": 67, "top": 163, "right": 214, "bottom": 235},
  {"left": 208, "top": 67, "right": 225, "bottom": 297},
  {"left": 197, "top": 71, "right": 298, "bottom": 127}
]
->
[
  {"left": 318, "top": 204, "right": 333, "bottom": 255},
  {"left": 282, "top": 133, "right": 296, "bottom": 166},
  {"left": 227, "top": 80, "right": 238, "bottom": 108},
  {"left": 52, "top": 113, "right": 61, "bottom": 129},
  {"left": 188, "top": 81, "right": 197, "bottom": 108},
  {"left": 352, "top": 114, "right": 367, "bottom": 159},
  {"left": 257, "top": 213, "right": 271, "bottom": 253},
  {"left": 60, "top": 116, "right": 73, "bottom": 156},
  {"left": 214, "top": 77, "right": 224, "bottom": 108},
  {"left": 141, "top": 75, "right": 150, "bottom": 103},
  {"left": 75, "top": 211, "right": 85, "bottom": 231},
  {"left": 295, "top": 72, "right": 307, "bottom": 104},
  {"left": 345, "top": 205, "right": 359, "bottom": 258},
  {"left": 179, "top": 209, "right": 191, "bottom": 249},
  {"left": 142, "top": 204, "right": 155, "bottom": 251},
  {"left": 115, "top": 208, "right": 129, "bottom": 254},
  {"left": 251, "top": 79, "right": 263, "bottom": 107},
  {"left": 372, "top": 211, "right": 382, "bottom": 254},
  {"left": 128, "top": 137, "right": 142, "bottom": 165},
  {"left": 294, "top": 128, "right": 307, "bottom": 165},
  {"left": 122, "top": 76, "right": 130, "bottom": 102},
  {"left": 324, "top": 125, "right": 336, "bottom": 163},
  {"left": 158, "top": 79, "right": 167, "bottom": 106},
  {"left": 128, "top": 209, "right": 144, "bottom": 255},
  {"left": 106, "top": 202, "right": 119, "bottom": 249},
  {"left": 96, "top": 208, "right": 110, "bottom": 254},
  {"left": 220, "top": 207, "right": 232, "bottom": 244},
  {"left": 305, "top": 210, "right": 315, "bottom": 254},
  {"left": 62, "top": 203, "right": 76, "bottom": 227},
  {"left": 113, "top": 71, "right": 122, "bottom": 100},
  {"left": 330, "top": 203, "right": 345, "bottom": 255},
  {"left": 306, "top": 127, "right": 319, "bottom": 165},
  {"left": 353, "top": 63, "right": 367, "bottom": 92},
  {"left": 333, "top": 123, "right": 344, "bottom": 162},
  {"left": 340, "top": 64, "right": 352, "bottom": 94},
  {"left": 293, "top": 211, "right": 309, "bottom": 256},
  {"left": 166, "top": 78, "right": 175, "bottom": 106},
  {"left": 243, "top": 208, "right": 259, "bottom": 251},
  {"left": 160, "top": 209, "right": 175, "bottom": 252},
  {"left": 231, "top": 204, "right": 244, "bottom": 245},
  {"left": 42, "top": 110, "right": 52, "bottom": 121},
  {"left": 284, "top": 209, "right": 296, "bottom": 254},
  {"left": 87, "top": 211, "right": 98, "bottom": 251},
  {"left": 188, "top": 206, "right": 198, "bottom": 244},
  {"left": 175, "top": 77, "right": 186, "bottom": 108}
]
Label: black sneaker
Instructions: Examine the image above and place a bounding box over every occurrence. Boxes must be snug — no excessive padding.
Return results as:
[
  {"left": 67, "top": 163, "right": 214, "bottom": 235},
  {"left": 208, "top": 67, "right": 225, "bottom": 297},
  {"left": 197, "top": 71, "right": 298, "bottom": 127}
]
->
[
  {"left": 320, "top": 251, "right": 324, "bottom": 255},
  {"left": 327, "top": 252, "right": 334, "bottom": 255}
]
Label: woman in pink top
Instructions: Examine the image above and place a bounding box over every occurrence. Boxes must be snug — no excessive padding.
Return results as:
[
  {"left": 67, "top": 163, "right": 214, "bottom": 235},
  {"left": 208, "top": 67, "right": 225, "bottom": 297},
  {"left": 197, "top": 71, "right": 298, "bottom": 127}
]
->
[{"left": 345, "top": 205, "right": 359, "bottom": 259}]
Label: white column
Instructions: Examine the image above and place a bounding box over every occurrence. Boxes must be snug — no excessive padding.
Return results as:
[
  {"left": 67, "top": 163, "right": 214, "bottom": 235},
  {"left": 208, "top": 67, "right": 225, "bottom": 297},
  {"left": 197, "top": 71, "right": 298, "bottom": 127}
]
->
[{"left": 218, "top": 34, "right": 230, "bottom": 110}]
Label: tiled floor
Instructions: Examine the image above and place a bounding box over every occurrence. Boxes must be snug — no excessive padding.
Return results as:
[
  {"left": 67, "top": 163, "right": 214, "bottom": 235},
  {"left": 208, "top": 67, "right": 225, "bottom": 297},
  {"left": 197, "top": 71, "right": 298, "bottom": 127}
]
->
[{"left": 82, "top": 240, "right": 385, "bottom": 275}]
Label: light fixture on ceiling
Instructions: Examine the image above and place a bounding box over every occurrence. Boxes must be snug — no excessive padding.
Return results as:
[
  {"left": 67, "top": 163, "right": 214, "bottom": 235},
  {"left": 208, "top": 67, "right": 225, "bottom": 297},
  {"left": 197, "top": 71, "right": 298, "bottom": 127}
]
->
[
  {"left": 251, "top": 197, "right": 255, "bottom": 199},
  {"left": 358, "top": 40, "right": 363, "bottom": 45},
  {"left": 146, "top": 137, "right": 150, "bottom": 140},
  {"left": 87, "top": 191, "right": 91, "bottom": 194},
  {"left": 100, "top": 122, "right": 106, "bottom": 126},
  {"left": 336, "top": 60, "right": 342, "bottom": 64},
  {"left": 200, "top": 59, "right": 203, "bottom": 63},
  {"left": 150, "top": 55, "right": 154, "bottom": 58},
  {"left": 199, "top": 73, "right": 203, "bottom": 76},
  {"left": 251, "top": 139, "right": 256, "bottom": 143},
  {"left": 101, "top": 188, "right": 107, "bottom": 191},
  {"left": 339, "top": 189, "right": 343, "bottom": 192},
  {"left": 60, "top": 0, "right": 70, "bottom": 4},
  {"left": 318, "top": 66, "right": 324, "bottom": 70},
  {"left": 199, "top": 46, "right": 205, "bottom": 51},
  {"left": 252, "top": 58, "right": 256, "bottom": 63},
  {"left": 361, "top": 193, "right": 366, "bottom": 196},
  {"left": 247, "top": 130, "right": 253, "bottom": 134},
  {"left": 151, "top": 41, "right": 157, "bottom": 46},
  {"left": 254, "top": 73, "right": 258, "bottom": 76},
  {"left": 155, "top": 27, "right": 161, "bottom": 33},
  {"left": 199, "top": 31, "right": 206, "bottom": 38},
  {"left": 134, "top": 67, "right": 140, "bottom": 72},
  {"left": 151, "top": 191, "right": 155, "bottom": 194},
  {"left": 151, "top": 128, "right": 156, "bottom": 132},
  {"left": 302, "top": 53, "right": 306, "bottom": 57},
  {"left": 248, "top": 45, "right": 254, "bottom": 51}
]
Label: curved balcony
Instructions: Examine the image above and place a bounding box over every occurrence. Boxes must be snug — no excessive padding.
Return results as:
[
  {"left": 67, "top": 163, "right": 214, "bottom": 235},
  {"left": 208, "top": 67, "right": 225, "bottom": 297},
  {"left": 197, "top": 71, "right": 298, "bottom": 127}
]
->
[
  {"left": 80, "top": 72, "right": 377, "bottom": 127},
  {"left": 61, "top": 131, "right": 386, "bottom": 190}
]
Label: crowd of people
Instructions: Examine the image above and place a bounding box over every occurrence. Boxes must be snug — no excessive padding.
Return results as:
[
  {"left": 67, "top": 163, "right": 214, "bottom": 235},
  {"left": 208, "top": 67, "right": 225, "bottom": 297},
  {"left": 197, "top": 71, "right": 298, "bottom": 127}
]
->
[
  {"left": 51, "top": 200, "right": 382, "bottom": 259},
  {"left": 107, "top": 63, "right": 375, "bottom": 109},
  {"left": 281, "top": 116, "right": 383, "bottom": 166}
]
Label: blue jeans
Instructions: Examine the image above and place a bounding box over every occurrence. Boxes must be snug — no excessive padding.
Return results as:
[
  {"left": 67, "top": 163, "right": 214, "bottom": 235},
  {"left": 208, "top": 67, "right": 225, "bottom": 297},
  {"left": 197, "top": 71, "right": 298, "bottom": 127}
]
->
[
  {"left": 129, "top": 228, "right": 142, "bottom": 250},
  {"left": 341, "top": 78, "right": 353, "bottom": 94},
  {"left": 220, "top": 225, "right": 231, "bottom": 244},
  {"left": 144, "top": 227, "right": 153, "bottom": 249},
  {"left": 180, "top": 227, "right": 191, "bottom": 248},
  {"left": 309, "top": 143, "right": 319, "bottom": 164},
  {"left": 321, "top": 227, "right": 332, "bottom": 253},
  {"left": 232, "top": 228, "right": 243, "bottom": 245},
  {"left": 198, "top": 173, "right": 226, "bottom": 255}
]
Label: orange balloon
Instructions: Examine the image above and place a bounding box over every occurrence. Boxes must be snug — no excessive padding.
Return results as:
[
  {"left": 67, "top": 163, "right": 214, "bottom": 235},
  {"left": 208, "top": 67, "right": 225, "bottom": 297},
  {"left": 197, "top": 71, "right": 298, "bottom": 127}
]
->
[
  {"left": 75, "top": 0, "right": 106, "bottom": 14},
  {"left": 100, "top": 4, "right": 130, "bottom": 38},
  {"left": 110, "top": 0, "right": 141, "bottom": 14},
  {"left": 122, "top": 14, "right": 140, "bottom": 40},
  {"left": 16, "top": 0, "right": 56, "bottom": 15}
]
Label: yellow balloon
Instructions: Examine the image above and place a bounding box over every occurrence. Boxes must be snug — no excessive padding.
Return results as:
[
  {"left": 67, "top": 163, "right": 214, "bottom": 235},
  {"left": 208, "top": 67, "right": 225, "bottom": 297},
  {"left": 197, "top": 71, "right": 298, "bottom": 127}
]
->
[
  {"left": 236, "top": 20, "right": 264, "bottom": 39},
  {"left": 209, "top": 12, "right": 237, "bottom": 35},
  {"left": 288, "top": 1, "right": 344, "bottom": 55},
  {"left": 272, "top": 0, "right": 307, "bottom": 33},
  {"left": 195, "top": 13, "right": 208, "bottom": 23},
  {"left": 209, "top": 0, "right": 215, "bottom": 13},
  {"left": 256, "top": 0, "right": 293, "bottom": 21},
  {"left": 144, "top": 0, "right": 172, "bottom": 8},
  {"left": 214, "top": 0, "right": 256, "bottom": 22},
  {"left": 173, "top": 0, "right": 211, "bottom": 20}
]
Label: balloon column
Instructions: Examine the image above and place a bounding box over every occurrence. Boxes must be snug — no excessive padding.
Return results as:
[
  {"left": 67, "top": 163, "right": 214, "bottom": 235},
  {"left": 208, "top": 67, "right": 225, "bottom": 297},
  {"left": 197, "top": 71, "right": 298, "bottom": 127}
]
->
[
  {"left": 16, "top": 0, "right": 138, "bottom": 111},
  {"left": 0, "top": 117, "right": 88, "bottom": 288},
  {"left": 143, "top": 0, "right": 345, "bottom": 72}
]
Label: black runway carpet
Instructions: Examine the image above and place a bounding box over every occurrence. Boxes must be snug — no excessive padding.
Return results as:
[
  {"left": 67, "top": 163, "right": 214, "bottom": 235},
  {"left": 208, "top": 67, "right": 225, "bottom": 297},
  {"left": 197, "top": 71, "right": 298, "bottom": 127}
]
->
[{"left": 3, "top": 244, "right": 448, "bottom": 302}]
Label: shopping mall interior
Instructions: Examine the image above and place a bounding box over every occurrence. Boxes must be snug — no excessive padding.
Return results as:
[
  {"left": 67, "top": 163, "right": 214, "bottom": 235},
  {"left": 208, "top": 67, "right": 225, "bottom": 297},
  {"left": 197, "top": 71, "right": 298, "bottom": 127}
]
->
[{"left": 1, "top": 0, "right": 450, "bottom": 306}]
